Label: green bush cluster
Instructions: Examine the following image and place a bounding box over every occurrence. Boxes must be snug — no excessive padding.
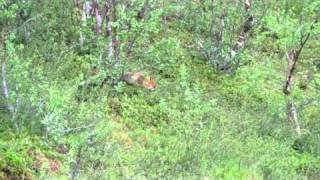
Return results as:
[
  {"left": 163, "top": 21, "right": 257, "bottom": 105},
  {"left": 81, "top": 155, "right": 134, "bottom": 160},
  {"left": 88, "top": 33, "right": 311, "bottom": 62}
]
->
[{"left": 0, "top": 0, "right": 319, "bottom": 179}]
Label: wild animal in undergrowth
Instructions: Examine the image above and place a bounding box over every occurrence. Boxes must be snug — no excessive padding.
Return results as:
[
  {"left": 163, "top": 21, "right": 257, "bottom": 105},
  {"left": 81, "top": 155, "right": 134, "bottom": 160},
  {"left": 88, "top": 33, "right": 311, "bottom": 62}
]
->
[
  {"left": 78, "top": 68, "right": 156, "bottom": 91},
  {"left": 121, "top": 71, "right": 156, "bottom": 91}
]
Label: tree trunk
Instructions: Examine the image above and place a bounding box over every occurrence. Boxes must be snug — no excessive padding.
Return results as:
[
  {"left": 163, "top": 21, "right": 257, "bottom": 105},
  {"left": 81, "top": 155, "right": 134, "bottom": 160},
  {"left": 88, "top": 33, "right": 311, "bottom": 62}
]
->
[
  {"left": 105, "top": 0, "right": 113, "bottom": 59},
  {"left": 287, "top": 101, "right": 301, "bottom": 135},
  {"left": 93, "top": 0, "right": 102, "bottom": 35},
  {"left": 282, "top": 22, "right": 314, "bottom": 136},
  {"left": 0, "top": 35, "right": 18, "bottom": 130},
  {"left": 111, "top": 0, "right": 119, "bottom": 63}
]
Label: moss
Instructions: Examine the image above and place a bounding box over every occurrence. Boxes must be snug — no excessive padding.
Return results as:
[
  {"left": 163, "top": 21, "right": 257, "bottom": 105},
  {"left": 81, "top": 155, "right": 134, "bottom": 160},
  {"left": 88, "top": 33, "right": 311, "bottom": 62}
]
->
[
  {"left": 0, "top": 151, "right": 33, "bottom": 180},
  {"left": 0, "top": 166, "right": 33, "bottom": 180}
]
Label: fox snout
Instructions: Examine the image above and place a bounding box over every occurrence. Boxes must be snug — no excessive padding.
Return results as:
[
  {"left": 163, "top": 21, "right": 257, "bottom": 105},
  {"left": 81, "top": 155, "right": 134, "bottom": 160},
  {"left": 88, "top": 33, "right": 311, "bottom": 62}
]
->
[{"left": 143, "top": 78, "right": 156, "bottom": 91}]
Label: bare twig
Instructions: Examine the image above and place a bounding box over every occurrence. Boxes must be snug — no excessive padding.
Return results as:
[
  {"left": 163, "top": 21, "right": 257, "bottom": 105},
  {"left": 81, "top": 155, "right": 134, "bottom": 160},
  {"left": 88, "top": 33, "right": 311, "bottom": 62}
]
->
[{"left": 63, "top": 121, "right": 98, "bottom": 135}]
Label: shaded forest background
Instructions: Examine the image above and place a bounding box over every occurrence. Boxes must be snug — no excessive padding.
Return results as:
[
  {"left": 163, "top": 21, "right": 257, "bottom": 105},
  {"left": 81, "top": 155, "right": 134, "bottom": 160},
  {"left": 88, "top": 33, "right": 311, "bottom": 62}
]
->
[{"left": 0, "top": 0, "right": 320, "bottom": 179}]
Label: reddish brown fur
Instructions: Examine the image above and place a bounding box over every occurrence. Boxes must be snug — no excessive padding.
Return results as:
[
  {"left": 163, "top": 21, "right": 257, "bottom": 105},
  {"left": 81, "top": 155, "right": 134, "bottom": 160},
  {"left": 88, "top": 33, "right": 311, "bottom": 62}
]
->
[{"left": 121, "top": 72, "right": 156, "bottom": 90}]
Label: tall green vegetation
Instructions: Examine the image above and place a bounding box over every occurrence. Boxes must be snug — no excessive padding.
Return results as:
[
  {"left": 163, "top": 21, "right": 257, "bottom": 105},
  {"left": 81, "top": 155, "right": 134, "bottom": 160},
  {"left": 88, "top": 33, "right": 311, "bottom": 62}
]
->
[{"left": 0, "top": 0, "right": 319, "bottom": 179}]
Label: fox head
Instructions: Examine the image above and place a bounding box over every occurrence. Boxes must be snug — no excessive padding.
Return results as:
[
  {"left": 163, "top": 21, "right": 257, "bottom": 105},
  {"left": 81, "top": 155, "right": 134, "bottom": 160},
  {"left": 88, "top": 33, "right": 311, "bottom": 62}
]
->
[{"left": 142, "top": 78, "right": 156, "bottom": 91}]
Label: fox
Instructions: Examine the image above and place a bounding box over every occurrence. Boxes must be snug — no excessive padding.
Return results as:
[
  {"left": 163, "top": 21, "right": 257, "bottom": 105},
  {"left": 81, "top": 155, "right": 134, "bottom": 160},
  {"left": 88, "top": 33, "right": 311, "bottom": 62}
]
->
[{"left": 121, "top": 71, "right": 156, "bottom": 91}]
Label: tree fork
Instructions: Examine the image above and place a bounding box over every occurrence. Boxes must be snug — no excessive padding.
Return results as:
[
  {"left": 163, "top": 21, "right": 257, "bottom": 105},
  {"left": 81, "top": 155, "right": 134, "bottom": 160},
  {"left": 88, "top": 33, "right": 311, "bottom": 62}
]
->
[{"left": 282, "top": 19, "right": 317, "bottom": 136}]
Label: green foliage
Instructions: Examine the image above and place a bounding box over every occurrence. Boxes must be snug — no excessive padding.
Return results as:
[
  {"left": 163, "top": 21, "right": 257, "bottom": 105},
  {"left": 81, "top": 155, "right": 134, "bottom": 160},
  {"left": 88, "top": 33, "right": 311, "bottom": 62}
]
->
[
  {"left": 0, "top": 134, "right": 33, "bottom": 179},
  {"left": 0, "top": 0, "right": 320, "bottom": 179},
  {"left": 182, "top": 0, "right": 250, "bottom": 72}
]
